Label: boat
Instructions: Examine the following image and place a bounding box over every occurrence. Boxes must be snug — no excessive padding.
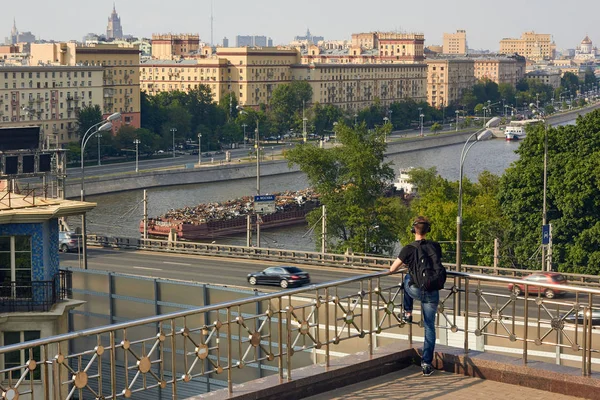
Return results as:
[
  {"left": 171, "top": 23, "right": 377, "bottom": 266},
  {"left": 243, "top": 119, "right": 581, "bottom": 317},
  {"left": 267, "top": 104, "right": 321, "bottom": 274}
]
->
[
  {"left": 504, "top": 125, "right": 526, "bottom": 141},
  {"left": 141, "top": 190, "right": 319, "bottom": 241},
  {"left": 393, "top": 168, "right": 418, "bottom": 198}
]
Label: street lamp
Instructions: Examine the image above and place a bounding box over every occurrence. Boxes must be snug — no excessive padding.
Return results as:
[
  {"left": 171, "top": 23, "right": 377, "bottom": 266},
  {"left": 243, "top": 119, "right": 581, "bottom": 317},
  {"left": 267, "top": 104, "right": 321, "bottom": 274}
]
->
[
  {"left": 419, "top": 113, "right": 424, "bottom": 137},
  {"left": 455, "top": 110, "right": 460, "bottom": 132},
  {"left": 383, "top": 116, "right": 389, "bottom": 142},
  {"left": 80, "top": 117, "right": 117, "bottom": 269},
  {"left": 241, "top": 124, "right": 247, "bottom": 149},
  {"left": 96, "top": 133, "right": 103, "bottom": 166},
  {"left": 456, "top": 125, "right": 494, "bottom": 273},
  {"left": 354, "top": 113, "right": 358, "bottom": 126},
  {"left": 170, "top": 128, "right": 177, "bottom": 158},
  {"left": 530, "top": 103, "right": 550, "bottom": 271},
  {"left": 198, "top": 133, "right": 202, "bottom": 164},
  {"left": 134, "top": 139, "right": 141, "bottom": 172}
]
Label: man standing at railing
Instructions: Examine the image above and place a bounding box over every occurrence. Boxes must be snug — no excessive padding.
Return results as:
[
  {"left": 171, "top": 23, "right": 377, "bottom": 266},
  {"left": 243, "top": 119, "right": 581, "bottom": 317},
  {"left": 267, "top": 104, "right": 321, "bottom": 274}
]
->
[{"left": 389, "top": 216, "right": 445, "bottom": 376}]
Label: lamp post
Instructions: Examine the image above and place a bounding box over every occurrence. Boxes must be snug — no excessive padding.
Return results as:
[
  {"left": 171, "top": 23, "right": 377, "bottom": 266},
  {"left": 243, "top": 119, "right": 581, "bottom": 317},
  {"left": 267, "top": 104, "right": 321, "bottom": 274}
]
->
[
  {"left": 198, "top": 133, "right": 202, "bottom": 164},
  {"left": 419, "top": 113, "right": 424, "bottom": 137},
  {"left": 241, "top": 124, "right": 247, "bottom": 149},
  {"left": 530, "top": 103, "right": 549, "bottom": 271},
  {"left": 455, "top": 110, "right": 460, "bottom": 132},
  {"left": 383, "top": 116, "right": 389, "bottom": 142},
  {"left": 354, "top": 113, "right": 358, "bottom": 126},
  {"left": 456, "top": 126, "right": 494, "bottom": 274},
  {"left": 170, "top": 128, "right": 177, "bottom": 158},
  {"left": 134, "top": 139, "right": 141, "bottom": 172},
  {"left": 97, "top": 133, "right": 103, "bottom": 166},
  {"left": 80, "top": 113, "right": 120, "bottom": 269}
]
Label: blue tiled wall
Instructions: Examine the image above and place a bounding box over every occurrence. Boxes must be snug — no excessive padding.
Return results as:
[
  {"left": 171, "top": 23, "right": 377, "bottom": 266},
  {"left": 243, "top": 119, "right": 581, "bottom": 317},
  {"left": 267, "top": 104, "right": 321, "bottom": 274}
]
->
[{"left": 0, "top": 219, "right": 59, "bottom": 282}]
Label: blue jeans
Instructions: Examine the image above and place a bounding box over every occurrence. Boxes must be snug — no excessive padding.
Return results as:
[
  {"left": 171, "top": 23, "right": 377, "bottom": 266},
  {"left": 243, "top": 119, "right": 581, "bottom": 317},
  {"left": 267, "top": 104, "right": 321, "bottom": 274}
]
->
[{"left": 403, "top": 274, "right": 439, "bottom": 366}]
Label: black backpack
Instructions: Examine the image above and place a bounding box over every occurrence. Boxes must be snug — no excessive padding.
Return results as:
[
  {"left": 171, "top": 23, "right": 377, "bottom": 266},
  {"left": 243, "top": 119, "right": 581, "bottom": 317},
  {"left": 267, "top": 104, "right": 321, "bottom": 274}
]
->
[{"left": 409, "top": 240, "right": 447, "bottom": 291}]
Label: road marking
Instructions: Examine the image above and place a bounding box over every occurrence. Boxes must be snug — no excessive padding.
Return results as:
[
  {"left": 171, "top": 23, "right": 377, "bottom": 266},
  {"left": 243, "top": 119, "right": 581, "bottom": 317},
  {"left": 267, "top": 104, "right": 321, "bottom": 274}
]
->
[
  {"left": 133, "top": 266, "right": 163, "bottom": 271},
  {"left": 162, "top": 262, "right": 192, "bottom": 266}
]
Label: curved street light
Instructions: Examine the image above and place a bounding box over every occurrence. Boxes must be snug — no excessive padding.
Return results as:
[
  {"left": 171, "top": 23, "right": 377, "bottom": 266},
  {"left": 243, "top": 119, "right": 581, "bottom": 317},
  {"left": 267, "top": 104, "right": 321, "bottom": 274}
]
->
[
  {"left": 134, "top": 139, "right": 141, "bottom": 173},
  {"left": 456, "top": 125, "right": 494, "bottom": 273}
]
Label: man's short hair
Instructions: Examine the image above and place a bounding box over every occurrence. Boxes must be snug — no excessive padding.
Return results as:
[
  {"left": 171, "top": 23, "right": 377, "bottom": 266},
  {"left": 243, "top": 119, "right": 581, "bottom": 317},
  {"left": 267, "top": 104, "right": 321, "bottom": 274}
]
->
[{"left": 412, "top": 216, "right": 431, "bottom": 235}]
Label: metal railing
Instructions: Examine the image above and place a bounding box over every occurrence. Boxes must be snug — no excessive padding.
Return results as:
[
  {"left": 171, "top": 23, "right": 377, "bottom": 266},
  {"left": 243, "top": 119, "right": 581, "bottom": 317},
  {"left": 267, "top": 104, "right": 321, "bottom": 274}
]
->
[
  {"left": 1, "top": 269, "right": 600, "bottom": 399},
  {"left": 88, "top": 234, "right": 600, "bottom": 287},
  {"left": 0, "top": 270, "right": 72, "bottom": 312}
]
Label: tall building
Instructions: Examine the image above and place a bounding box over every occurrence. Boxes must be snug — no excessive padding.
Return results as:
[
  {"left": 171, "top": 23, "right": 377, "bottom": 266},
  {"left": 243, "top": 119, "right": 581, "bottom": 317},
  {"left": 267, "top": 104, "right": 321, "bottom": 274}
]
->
[
  {"left": 443, "top": 30, "right": 467, "bottom": 55},
  {"left": 235, "top": 35, "right": 272, "bottom": 47},
  {"left": 499, "top": 31, "right": 555, "bottom": 62},
  {"left": 351, "top": 32, "right": 425, "bottom": 62},
  {"left": 294, "top": 29, "right": 324, "bottom": 45},
  {"left": 574, "top": 35, "right": 599, "bottom": 61},
  {"left": 30, "top": 43, "right": 141, "bottom": 129},
  {"left": 106, "top": 4, "right": 124, "bottom": 40},
  {"left": 222, "top": 37, "right": 229, "bottom": 48},
  {"left": 4, "top": 19, "right": 36, "bottom": 45},
  {"left": 151, "top": 34, "right": 200, "bottom": 60},
  {"left": 0, "top": 65, "right": 104, "bottom": 147},
  {"left": 474, "top": 55, "right": 526, "bottom": 85},
  {"left": 426, "top": 58, "right": 475, "bottom": 108}
]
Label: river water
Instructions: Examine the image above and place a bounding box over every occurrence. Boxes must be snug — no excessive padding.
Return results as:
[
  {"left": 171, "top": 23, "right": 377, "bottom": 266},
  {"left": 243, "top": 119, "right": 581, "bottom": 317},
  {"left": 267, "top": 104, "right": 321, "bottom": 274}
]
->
[{"left": 81, "top": 136, "right": 531, "bottom": 252}]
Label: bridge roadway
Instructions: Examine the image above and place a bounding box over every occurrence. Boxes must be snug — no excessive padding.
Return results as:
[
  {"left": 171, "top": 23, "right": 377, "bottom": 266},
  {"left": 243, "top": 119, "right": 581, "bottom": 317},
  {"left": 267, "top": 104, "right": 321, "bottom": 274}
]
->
[{"left": 60, "top": 247, "right": 600, "bottom": 331}]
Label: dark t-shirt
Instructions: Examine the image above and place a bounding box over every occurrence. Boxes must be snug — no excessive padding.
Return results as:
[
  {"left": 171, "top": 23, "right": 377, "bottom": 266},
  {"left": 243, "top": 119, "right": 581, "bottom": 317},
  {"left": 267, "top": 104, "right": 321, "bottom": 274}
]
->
[{"left": 397, "top": 239, "right": 443, "bottom": 276}]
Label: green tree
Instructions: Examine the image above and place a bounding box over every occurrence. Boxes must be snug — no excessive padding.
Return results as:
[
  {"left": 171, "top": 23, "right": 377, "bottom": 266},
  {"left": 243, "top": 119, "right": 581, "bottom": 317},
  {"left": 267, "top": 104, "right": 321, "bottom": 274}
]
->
[
  {"left": 499, "top": 110, "right": 600, "bottom": 273},
  {"left": 430, "top": 122, "right": 442, "bottom": 134},
  {"left": 285, "top": 123, "right": 402, "bottom": 254},
  {"left": 270, "top": 81, "right": 313, "bottom": 135}
]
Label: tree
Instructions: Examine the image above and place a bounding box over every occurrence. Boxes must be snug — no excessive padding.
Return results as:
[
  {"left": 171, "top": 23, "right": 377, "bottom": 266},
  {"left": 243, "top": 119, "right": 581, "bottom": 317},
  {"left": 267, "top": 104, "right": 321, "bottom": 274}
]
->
[
  {"left": 76, "top": 104, "right": 104, "bottom": 162},
  {"left": 270, "top": 81, "right": 313, "bottom": 135},
  {"left": 430, "top": 122, "right": 442, "bottom": 134},
  {"left": 498, "top": 110, "right": 600, "bottom": 273},
  {"left": 285, "top": 123, "right": 402, "bottom": 254}
]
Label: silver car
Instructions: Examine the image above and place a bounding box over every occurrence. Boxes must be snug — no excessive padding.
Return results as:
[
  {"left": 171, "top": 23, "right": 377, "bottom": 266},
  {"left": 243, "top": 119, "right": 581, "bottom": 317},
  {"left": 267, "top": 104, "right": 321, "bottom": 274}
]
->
[{"left": 59, "top": 231, "right": 82, "bottom": 253}]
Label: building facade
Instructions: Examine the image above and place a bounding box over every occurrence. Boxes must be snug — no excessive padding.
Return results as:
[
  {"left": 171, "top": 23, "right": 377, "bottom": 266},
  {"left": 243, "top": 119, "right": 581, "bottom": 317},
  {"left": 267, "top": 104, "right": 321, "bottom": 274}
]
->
[
  {"left": 443, "top": 30, "right": 467, "bottom": 55},
  {"left": 30, "top": 43, "right": 141, "bottom": 129},
  {"left": 574, "top": 35, "right": 599, "bottom": 61},
  {"left": 499, "top": 31, "right": 556, "bottom": 61},
  {"left": 0, "top": 65, "right": 104, "bottom": 147},
  {"left": 351, "top": 32, "right": 425, "bottom": 63},
  {"left": 106, "top": 5, "right": 124, "bottom": 40},
  {"left": 474, "top": 55, "right": 526, "bottom": 86},
  {"left": 151, "top": 34, "right": 201, "bottom": 60},
  {"left": 236, "top": 35, "right": 272, "bottom": 47},
  {"left": 426, "top": 58, "right": 475, "bottom": 108},
  {"left": 525, "top": 69, "right": 561, "bottom": 89}
]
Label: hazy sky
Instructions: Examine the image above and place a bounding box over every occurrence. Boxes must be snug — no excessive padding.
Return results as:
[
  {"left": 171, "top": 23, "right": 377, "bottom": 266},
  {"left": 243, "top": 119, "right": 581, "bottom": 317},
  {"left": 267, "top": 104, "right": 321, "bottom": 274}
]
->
[{"left": 2, "top": 0, "right": 597, "bottom": 51}]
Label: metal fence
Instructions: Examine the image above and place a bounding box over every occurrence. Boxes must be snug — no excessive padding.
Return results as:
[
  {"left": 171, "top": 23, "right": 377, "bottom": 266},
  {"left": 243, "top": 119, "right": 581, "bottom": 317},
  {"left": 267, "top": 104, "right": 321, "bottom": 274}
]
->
[
  {"left": 1, "top": 268, "right": 600, "bottom": 399},
  {"left": 0, "top": 270, "right": 72, "bottom": 313},
  {"left": 88, "top": 234, "right": 600, "bottom": 287}
]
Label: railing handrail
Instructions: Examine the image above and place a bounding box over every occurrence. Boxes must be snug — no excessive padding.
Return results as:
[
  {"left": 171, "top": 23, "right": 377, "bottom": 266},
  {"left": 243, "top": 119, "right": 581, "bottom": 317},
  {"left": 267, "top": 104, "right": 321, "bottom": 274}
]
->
[{"left": 1, "top": 267, "right": 598, "bottom": 355}]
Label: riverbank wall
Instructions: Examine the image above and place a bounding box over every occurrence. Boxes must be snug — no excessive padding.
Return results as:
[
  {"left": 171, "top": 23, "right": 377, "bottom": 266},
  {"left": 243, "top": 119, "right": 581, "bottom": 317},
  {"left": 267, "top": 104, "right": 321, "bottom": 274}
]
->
[{"left": 65, "top": 105, "right": 600, "bottom": 198}]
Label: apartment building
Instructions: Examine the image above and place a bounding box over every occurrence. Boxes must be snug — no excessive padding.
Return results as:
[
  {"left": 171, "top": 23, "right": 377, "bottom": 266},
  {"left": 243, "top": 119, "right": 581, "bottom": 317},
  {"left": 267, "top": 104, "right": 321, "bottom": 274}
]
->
[
  {"left": 351, "top": 32, "right": 425, "bottom": 63},
  {"left": 499, "top": 31, "right": 556, "bottom": 61},
  {"left": 151, "top": 34, "right": 200, "bottom": 60},
  {"left": 426, "top": 58, "right": 475, "bottom": 108},
  {"left": 474, "top": 56, "right": 526, "bottom": 86},
  {"left": 525, "top": 69, "right": 562, "bottom": 89},
  {"left": 30, "top": 43, "right": 141, "bottom": 129},
  {"left": 443, "top": 30, "right": 467, "bottom": 55},
  {"left": 0, "top": 65, "right": 103, "bottom": 147}
]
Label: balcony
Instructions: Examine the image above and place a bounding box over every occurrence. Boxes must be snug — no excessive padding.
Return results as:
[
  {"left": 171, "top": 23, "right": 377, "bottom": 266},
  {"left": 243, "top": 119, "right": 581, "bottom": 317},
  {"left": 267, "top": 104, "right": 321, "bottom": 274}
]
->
[{"left": 0, "top": 270, "right": 72, "bottom": 313}]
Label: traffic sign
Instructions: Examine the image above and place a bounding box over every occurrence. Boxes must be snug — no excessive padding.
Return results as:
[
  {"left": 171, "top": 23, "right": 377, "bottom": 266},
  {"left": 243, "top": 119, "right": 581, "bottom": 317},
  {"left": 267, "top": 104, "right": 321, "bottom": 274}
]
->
[
  {"left": 254, "top": 195, "right": 276, "bottom": 214},
  {"left": 542, "top": 224, "right": 550, "bottom": 245}
]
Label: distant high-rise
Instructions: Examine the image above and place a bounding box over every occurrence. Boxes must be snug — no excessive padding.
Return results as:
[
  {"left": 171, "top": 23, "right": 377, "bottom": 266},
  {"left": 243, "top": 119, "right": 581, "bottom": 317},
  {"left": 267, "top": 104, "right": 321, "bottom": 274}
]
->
[
  {"left": 5, "top": 18, "right": 36, "bottom": 45},
  {"left": 236, "top": 35, "right": 272, "bottom": 47},
  {"left": 106, "top": 4, "right": 124, "bottom": 40},
  {"left": 222, "top": 37, "right": 229, "bottom": 47},
  {"left": 294, "top": 29, "right": 324, "bottom": 45}
]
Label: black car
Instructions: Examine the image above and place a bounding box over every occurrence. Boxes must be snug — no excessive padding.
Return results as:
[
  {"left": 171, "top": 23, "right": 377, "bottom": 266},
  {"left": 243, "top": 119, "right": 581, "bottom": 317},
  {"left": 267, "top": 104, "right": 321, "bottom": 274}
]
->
[
  {"left": 247, "top": 266, "right": 310, "bottom": 288},
  {"left": 563, "top": 309, "right": 600, "bottom": 326}
]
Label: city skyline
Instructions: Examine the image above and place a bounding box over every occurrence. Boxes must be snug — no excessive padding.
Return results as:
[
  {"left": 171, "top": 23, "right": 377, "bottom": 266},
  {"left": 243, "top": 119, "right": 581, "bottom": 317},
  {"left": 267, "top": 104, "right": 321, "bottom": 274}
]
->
[{"left": 2, "top": 0, "right": 599, "bottom": 51}]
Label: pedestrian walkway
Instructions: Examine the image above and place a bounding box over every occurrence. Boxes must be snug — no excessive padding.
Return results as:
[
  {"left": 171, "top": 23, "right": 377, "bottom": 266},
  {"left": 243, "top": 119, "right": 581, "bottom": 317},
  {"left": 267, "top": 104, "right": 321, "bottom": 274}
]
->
[{"left": 304, "top": 365, "right": 582, "bottom": 400}]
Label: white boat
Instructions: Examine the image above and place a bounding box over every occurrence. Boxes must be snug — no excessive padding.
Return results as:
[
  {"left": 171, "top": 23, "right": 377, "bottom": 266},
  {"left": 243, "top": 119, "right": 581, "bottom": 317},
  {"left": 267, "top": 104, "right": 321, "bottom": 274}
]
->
[
  {"left": 504, "top": 125, "right": 526, "bottom": 141},
  {"left": 393, "top": 168, "right": 418, "bottom": 197}
]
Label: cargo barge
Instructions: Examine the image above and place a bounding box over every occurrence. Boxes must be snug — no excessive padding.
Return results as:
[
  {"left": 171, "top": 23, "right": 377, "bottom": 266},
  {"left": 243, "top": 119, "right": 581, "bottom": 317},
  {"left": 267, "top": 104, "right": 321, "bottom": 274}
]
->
[{"left": 140, "top": 190, "right": 319, "bottom": 241}]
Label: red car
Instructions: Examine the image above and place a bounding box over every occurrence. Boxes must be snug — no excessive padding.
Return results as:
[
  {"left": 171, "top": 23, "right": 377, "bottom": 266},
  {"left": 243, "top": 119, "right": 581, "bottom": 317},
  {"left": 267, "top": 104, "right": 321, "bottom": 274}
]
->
[{"left": 508, "top": 272, "right": 567, "bottom": 299}]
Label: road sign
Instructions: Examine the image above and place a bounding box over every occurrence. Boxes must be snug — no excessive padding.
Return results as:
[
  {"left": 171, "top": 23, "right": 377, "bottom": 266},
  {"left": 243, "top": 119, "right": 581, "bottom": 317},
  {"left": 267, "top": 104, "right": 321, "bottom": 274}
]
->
[
  {"left": 254, "top": 195, "right": 276, "bottom": 214},
  {"left": 542, "top": 224, "right": 550, "bottom": 245}
]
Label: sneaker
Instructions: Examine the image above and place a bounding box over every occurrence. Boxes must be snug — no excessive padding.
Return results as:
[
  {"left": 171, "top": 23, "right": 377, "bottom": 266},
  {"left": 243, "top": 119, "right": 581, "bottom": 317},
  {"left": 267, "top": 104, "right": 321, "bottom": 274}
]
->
[
  {"left": 422, "top": 364, "right": 434, "bottom": 376},
  {"left": 399, "top": 312, "right": 412, "bottom": 324}
]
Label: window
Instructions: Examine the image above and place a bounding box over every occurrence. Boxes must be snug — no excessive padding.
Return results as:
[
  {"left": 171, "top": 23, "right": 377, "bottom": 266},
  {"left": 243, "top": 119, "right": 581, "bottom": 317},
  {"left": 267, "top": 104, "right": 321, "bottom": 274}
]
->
[
  {"left": 2, "top": 331, "right": 41, "bottom": 380},
  {"left": 0, "top": 236, "right": 32, "bottom": 298}
]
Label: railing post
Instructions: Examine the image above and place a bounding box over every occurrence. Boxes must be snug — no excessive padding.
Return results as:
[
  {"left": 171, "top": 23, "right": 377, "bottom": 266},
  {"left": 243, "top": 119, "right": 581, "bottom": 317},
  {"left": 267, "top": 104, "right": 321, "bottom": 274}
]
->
[
  {"left": 227, "top": 307, "right": 233, "bottom": 394},
  {"left": 278, "top": 297, "right": 284, "bottom": 381},
  {"left": 325, "top": 287, "right": 330, "bottom": 367},
  {"left": 368, "top": 278, "right": 373, "bottom": 356},
  {"left": 523, "top": 287, "right": 529, "bottom": 365},
  {"left": 286, "top": 306, "right": 292, "bottom": 381},
  {"left": 170, "top": 319, "right": 178, "bottom": 398},
  {"left": 463, "top": 278, "right": 469, "bottom": 354}
]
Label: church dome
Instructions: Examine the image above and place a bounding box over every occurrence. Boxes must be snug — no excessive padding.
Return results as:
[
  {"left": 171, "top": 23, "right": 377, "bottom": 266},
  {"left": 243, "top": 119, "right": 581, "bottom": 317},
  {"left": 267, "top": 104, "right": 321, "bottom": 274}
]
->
[{"left": 581, "top": 35, "right": 592, "bottom": 45}]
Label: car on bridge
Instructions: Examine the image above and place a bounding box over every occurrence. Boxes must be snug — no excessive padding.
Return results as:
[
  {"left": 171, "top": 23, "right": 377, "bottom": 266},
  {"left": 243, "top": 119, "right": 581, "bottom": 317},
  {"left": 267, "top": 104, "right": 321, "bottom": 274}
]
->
[
  {"left": 247, "top": 266, "right": 310, "bottom": 288},
  {"left": 508, "top": 272, "right": 566, "bottom": 298},
  {"left": 59, "top": 231, "right": 82, "bottom": 253}
]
